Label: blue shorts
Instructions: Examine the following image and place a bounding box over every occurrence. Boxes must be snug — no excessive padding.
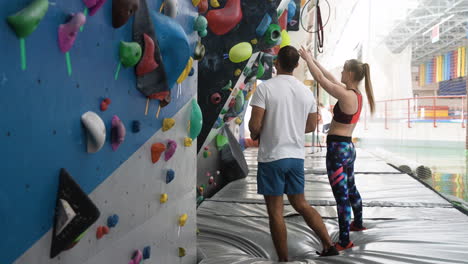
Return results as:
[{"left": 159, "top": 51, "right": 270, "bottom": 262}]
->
[{"left": 257, "top": 158, "right": 305, "bottom": 196}]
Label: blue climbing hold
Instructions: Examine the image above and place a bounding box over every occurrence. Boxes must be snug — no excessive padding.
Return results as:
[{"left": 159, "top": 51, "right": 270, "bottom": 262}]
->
[
  {"left": 143, "top": 246, "right": 151, "bottom": 259},
  {"left": 189, "top": 67, "right": 195, "bottom": 76},
  {"left": 256, "top": 13, "right": 271, "bottom": 37},
  {"left": 152, "top": 11, "right": 190, "bottom": 90},
  {"left": 287, "top": 0, "right": 296, "bottom": 23},
  {"left": 107, "top": 214, "right": 119, "bottom": 228},
  {"left": 132, "top": 120, "right": 140, "bottom": 133},
  {"left": 166, "top": 169, "right": 175, "bottom": 184}
]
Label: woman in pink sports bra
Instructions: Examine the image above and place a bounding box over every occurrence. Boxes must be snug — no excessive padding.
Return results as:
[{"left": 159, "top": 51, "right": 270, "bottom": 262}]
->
[{"left": 298, "top": 46, "right": 375, "bottom": 251}]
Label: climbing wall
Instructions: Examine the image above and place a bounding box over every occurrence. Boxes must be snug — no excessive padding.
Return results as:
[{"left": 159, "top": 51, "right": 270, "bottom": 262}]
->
[{"left": 0, "top": 0, "right": 199, "bottom": 263}]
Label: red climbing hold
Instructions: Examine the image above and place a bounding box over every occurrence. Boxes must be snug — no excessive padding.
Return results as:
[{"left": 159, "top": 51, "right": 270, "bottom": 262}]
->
[
  {"left": 104, "top": 98, "right": 111, "bottom": 104},
  {"left": 151, "top": 143, "right": 166, "bottom": 163},
  {"left": 136, "top": 33, "right": 159, "bottom": 76},
  {"left": 96, "top": 226, "right": 104, "bottom": 239},
  {"left": 100, "top": 101, "right": 109, "bottom": 111},
  {"left": 102, "top": 225, "right": 110, "bottom": 235},
  {"left": 229, "top": 98, "right": 236, "bottom": 108},
  {"left": 198, "top": 0, "right": 208, "bottom": 14},
  {"left": 206, "top": 0, "right": 242, "bottom": 35}
]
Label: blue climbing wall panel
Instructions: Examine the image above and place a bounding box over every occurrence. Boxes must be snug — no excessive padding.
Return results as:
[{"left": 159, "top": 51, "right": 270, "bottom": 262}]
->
[{"left": 0, "top": 0, "right": 198, "bottom": 263}]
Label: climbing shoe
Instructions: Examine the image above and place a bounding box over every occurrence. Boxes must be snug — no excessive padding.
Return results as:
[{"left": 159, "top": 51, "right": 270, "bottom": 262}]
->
[
  {"left": 334, "top": 241, "right": 354, "bottom": 251},
  {"left": 350, "top": 221, "right": 367, "bottom": 231},
  {"left": 316, "top": 245, "right": 339, "bottom": 257}
]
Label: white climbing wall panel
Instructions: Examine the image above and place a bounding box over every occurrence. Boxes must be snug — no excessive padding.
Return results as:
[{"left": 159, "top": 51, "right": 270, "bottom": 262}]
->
[{"left": 14, "top": 99, "right": 197, "bottom": 264}]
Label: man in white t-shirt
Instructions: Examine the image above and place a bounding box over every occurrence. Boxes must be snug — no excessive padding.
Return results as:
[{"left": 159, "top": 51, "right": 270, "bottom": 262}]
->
[{"left": 249, "top": 46, "right": 338, "bottom": 260}]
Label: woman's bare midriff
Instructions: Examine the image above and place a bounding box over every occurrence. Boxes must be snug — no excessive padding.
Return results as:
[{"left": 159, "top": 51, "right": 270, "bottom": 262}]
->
[{"left": 328, "top": 120, "right": 357, "bottom": 137}]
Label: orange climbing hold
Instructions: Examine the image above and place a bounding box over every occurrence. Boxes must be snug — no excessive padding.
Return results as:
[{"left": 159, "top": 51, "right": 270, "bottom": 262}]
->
[
  {"left": 96, "top": 226, "right": 104, "bottom": 239},
  {"left": 136, "top": 33, "right": 159, "bottom": 76},
  {"left": 198, "top": 0, "right": 208, "bottom": 14},
  {"left": 151, "top": 143, "right": 166, "bottom": 163},
  {"left": 206, "top": 0, "right": 242, "bottom": 35}
]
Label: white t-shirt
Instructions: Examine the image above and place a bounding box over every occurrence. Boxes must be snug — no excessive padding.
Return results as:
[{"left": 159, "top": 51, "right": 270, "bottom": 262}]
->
[{"left": 250, "top": 75, "right": 317, "bottom": 162}]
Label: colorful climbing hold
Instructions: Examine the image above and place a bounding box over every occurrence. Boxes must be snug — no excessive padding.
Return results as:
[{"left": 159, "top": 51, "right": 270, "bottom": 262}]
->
[
  {"left": 136, "top": 33, "right": 158, "bottom": 76},
  {"left": 251, "top": 38, "right": 258, "bottom": 45},
  {"left": 280, "top": 30, "right": 291, "bottom": 48},
  {"left": 112, "top": 0, "right": 139, "bottom": 28},
  {"left": 193, "top": 16, "right": 208, "bottom": 32},
  {"left": 178, "top": 213, "right": 188, "bottom": 226},
  {"left": 197, "top": 195, "right": 204, "bottom": 203},
  {"left": 235, "top": 117, "right": 242, "bottom": 124},
  {"left": 210, "top": 93, "right": 222, "bottom": 104},
  {"left": 198, "top": 0, "right": 208, "bottom": 14},
  {"left": 256, "top": 61, "right": 265, "bottom": 78},
  {"left": 184, "top": 137, "right": 193, "bottom": 147},
  {"left": 100, "top": 98, "right": 110, "bottom": 111},
  {"left": 206, "top": 172, "right": 211, "bottom": 177},
  {"left": 287, "top": 0, "right": 297, "bottom": 23},
  {"left": 83, "top": 0, "right": 107, "bottom": 16},
  {"left": 81, "top": 111, "right": 106, "bottom": 153},
  {"left": 143, "top": 246, "right": 151, "bottom": 260},
  {"left": 228, "top": 98, "right": 236, "bottom": 108},
  {"left": 151, "top": 143, "right": 166, "bottom": 163},
  {"left": 255, "top": 13, "right": 271, "bottom": 37},
  {"left": 7, "top": 0, "right": 49, "bottom": 38},
  {"left": 119, "top": 41, "right": 142, "bottom": 68},
  {"left": 229, "top": 42, "right": 253, "bottom": 63},
  {"left": 176, "top": 57, "right": 194, "bottom": 84},
  {"left": 96, "top": 226, "right": 104, "bottom": 239},
  {"left": 194, "top": 41, "right": 205, "bottom": 60},
  {"left": 164, "top": 140, "right": 177, "bottom": 161},
  {"left": 58, "top": 13, "right": 86, "bottom": 53},
  {"left": 178, "top": 247, "right": 186, "bottom": 257},
  {"left": 221, "top": 109, "right": 227, "bottom": 115},
  {"left": 204, "top": 146, "right": 209, "bottom": 150},
  {"left": 111, "top": 115, "right": 126, "bottom": 151},
  {"left": 203, "top": 151, "right": 211, "bottom": 158},
  {"left": 192, "top": 0, "right": 201, "bottom": 7},
  {"left": 216, "top": 134, "right": 228, "bottom": 150},
  {"left": 234, "top": 92, "right": 245, "bottom": 113},
  {"left": 210, "top": 0, "right": 220, "bottom": 8},
  {"left": 162, "top": 118, "right": 175, "bottom": 132},
  {"left": 163, "top": 0, "right": 178, "bottom": 18},
  {"left": 160, "top": 193, "right": 168, "bottom": 203},
  {"left": 209, "top": 176, "right": 214, "bottom": 184},
  {"left": 206, "top": 0, "right": 242, "bottom": 35},
  {"left": 216, "top": 170, "right": 220, "bottom": 175},
  {"left": 264, "top": 24, "right": 282, "bottom": 46},
  {"left": 132, "top": 120, "right": 141, "bottom": 133},
  {"left": 189, "top": 99, "right": 203, "bottom": 139},
  {"left": 129, "top": 249, "right": 143, "bottom": 264},
  {"left": 234, "top": 69, "right": 242, "bottom": 76},
  {"left": 222, "top": 80, "right": 232, "bottom": 91},
  {"left": 166, "top": 169, "right": 175, "bottom": 184},
  {"left": 107, "top": 214, "right": 119, "bottom": 228},
  {"left": 243, "top": 66, "right": 252, "bottom": 77}
]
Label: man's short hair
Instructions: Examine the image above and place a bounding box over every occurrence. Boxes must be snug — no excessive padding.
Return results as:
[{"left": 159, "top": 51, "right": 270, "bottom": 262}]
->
[{"left": 277, "top": 46, "right": 299, "bottom": 73}]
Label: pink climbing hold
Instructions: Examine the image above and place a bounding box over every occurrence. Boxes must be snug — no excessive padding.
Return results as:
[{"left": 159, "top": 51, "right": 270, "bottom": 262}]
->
[
  {"left": 209, "top": 176, "right": 214, "bottom": 184},
  {"left": 83, "top": 0, "right": 107, "bottom": 16},
  {"left": 111, "top": 115, "right": 126, "bottom": 151},
  {"left": 136, "top": 33, "right": 159, "bottom": 76},
  {"left": 229, "top": 98, "right": 236, "bottom": 108},
  {"left": 164, "top": 140, "right": 177, "bottom": 161},
  {"left": 129, "top": 249, "right": 143, "bottom": 264},
  {"left": 206, "top": 0, "right": 242, "bottom": 35},
  {"left": 58, "top": 13, "right": 86, "bottom": 53}
]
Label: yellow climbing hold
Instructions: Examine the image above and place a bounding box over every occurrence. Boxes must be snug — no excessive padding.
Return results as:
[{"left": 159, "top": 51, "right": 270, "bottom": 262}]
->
[
  {"left": 210, "top": 0, "right": 220, "bottom": 8},
  {"left": 160, "top": 193, "right": 168, "bottom": 204},
  {"left": 162, "top": 118, "right": 176, "bottom": 132},
  {"left": 184, "top": 137, "right": 193, "bottom": 147},
  {"left": 280, "top": 30, "right": 291, "bottom": 48},
  {"left": 251, "top": 38, "right": 258, "bottom": 45},
  {"left": 196, "top": 228, "right": 200, "bottom": 235},
  {"left": 177, "top": 57, "right": 194, "bottom": 84},
  {"left": 229, "top": 42, "right": 253, "bottom": 63},
  {"left": 192, "top": 0, "right": 201, "bottom": 6},
  {"left": 235, "top": 117, "right": 242, "bottom": 125},
  {"left": 179, "top": 213, "right": 188, "bottom": 226},
  {"left": 234, "top": 69, "right": 242, "bottom": 76},
  {"left": 178, "top": 247, "right": 186, "bottom": 257},
  {"left": 246, "top": 91, "right": 253, "bottom": 100}
]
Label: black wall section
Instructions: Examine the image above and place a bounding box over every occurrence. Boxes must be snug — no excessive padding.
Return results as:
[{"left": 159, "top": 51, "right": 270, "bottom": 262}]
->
[{"left": 197, "top": 0, "right": 279, "bottom": 152}]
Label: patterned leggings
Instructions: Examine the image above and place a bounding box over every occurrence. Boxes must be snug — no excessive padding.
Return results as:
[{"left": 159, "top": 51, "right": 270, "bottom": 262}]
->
[{"left": 326, "top": 136, "right": 363, "bottom": 246}]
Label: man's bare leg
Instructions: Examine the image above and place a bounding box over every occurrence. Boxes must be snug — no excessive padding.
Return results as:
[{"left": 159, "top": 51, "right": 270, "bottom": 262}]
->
[
  {"left": 287, "top": 193, "right": 334, "bottom": 250},
  {"left": 264, "top": 195, "right": 288, "bottom": 262}
]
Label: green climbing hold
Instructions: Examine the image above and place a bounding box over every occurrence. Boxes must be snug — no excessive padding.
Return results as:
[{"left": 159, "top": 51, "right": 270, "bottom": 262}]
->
[
  {"left": 256, "top": 61, "right": 265, "bottom": 78},
  {"left": 222, "top": 80, "right": 232, "bottom": 91},
  {"left": 193, "top": 16, "right": 208, "bottom": 32},
  {"left": 264, "top": 23, "right": 281, "bottom": 46},
  {"left": 119, "top": 41, "right": 142, "bottom": 67},
  {"left": 234, "top": 91, "right": 245, "bottom": 113},
  {"left": 7, "top": 0, "right": 49, "bottom": 38},
  {"left": 220, "top": 109, "right": 227, "bottom": 114},
  {"left": 243, "top": 66, "right": 252, "bottom": 77},
  {"left": 199, "top": 29, "right": 208, "bottom": 37},
  {"left": 229, "top": 42, "right": 253, "bottom": 63},
  {"left": 216, "top": 134, "right": 228, "bottom": 150},
  {"left": 189, "top": 99, "right": 203, "bottom": 139}
]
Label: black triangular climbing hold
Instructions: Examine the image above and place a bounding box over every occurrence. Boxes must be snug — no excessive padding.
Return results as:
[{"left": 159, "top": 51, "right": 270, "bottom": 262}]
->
[{"left": 50, "top": 168, "right": 100, "bottom": 258}]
